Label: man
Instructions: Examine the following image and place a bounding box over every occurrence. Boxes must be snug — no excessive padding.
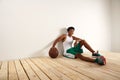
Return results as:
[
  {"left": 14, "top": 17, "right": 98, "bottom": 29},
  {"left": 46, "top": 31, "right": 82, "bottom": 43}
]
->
[{"left": 52, "top": 27, "right": 106, "bottom": 65}]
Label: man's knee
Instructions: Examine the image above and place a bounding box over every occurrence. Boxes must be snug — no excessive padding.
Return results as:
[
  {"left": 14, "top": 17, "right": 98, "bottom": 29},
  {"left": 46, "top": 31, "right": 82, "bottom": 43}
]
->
[
  {"left": 79, "top": 40, "right": 86, "bottom": 47},
  {"left": 79, "top": 39, "right": 86, "bottom": 43}
]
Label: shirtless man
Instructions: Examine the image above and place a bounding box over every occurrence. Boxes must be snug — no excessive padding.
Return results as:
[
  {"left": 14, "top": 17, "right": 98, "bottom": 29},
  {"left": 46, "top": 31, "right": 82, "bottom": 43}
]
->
[{"left": 51, "top": 27, "right": 106, "bottom": 65}]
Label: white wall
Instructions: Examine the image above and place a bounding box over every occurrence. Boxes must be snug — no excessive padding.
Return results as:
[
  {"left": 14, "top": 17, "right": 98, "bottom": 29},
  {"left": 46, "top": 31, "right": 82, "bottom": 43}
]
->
[
  {"left": 0, "top": 0, "right": 111, "bottom": 61},
  {"left": 111, "top": 0, "right": 120, "bottom": 52}
]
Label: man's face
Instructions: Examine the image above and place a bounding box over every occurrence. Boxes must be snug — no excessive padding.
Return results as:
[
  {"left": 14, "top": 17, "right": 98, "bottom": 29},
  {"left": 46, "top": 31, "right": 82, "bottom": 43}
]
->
[{"left": 68, "top": 29, "right": 74, "bottom": 36}]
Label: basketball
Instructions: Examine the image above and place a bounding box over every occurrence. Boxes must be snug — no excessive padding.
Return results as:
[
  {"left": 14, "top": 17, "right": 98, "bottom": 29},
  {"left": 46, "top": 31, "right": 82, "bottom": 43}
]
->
[{"left": 49, "top": 47, "right": 59, "bottom": 58}]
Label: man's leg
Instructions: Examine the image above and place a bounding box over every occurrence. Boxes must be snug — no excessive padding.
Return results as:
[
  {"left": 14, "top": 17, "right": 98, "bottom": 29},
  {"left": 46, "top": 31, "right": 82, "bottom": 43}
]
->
[
  {"left": 79, "top": 40, "right": 95, "bottom": 53},
  {"left": 75, "top": 54, "right": 95, "bottom": 62},
  {"left": 75, "top": 54, "right": 106, "bottom": 65}
]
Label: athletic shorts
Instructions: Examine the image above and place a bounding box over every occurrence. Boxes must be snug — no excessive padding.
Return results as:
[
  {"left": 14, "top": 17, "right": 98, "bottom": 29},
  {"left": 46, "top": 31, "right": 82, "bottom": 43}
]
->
[{"left": 64, "top": 43, "right": 83, "bottom": 58}]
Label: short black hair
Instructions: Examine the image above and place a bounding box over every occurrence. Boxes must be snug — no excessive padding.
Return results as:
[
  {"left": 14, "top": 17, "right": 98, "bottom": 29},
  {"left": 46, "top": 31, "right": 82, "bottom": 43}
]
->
[{"left": 67, "top": 27, "right": 75, "bottom": 32}]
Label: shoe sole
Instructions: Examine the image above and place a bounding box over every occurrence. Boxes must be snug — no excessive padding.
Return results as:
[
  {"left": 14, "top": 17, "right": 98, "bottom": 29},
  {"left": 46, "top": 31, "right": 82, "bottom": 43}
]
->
[{"left": 100, "top": 56, "right": 106, "bottom": 65}]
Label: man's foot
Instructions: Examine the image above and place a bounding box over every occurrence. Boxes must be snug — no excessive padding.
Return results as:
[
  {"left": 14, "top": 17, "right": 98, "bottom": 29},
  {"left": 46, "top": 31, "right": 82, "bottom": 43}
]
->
[
  {"left": 92, "top": 51, "right": 101, "bottom": 57},
  {"left": 95, "top": 56, "right": 106, "bottom": 65}
]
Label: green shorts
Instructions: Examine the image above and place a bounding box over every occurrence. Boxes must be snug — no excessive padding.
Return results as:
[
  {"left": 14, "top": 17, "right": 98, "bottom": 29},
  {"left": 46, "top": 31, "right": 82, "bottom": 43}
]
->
[{"left": 66, "top": 43, "right": 83, "bottom": 55}]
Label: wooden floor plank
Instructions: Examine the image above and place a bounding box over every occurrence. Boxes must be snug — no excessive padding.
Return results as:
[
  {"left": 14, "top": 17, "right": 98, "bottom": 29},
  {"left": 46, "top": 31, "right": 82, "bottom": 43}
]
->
[
  {"left": 74, "top": 58, "right": 120, "bottom": 79},
  {"left": 82, "top": 53, "right": 120, "bottom": 73},
  {"left": 62, "top": 55, "right": 120, "bottom": 77},
  {"left": 15, "top": 60, "right": 29, "bottom": 80},
  {"left": 0, "top": 61, "right": 2, "bottom": 69},
  {"left": 37, "top": 58, "right": 73, "bottom": 80},
  {"left": 31, "top": 58, "right": 61, "bottom": 80},
  {"left": 0, "top": 61, "right": 8, "bottom": 80},
  {"left": 103, "top": 51, "right": 120, "bottom": 60},
  {"left": 41, "top": 57, "right": 93, "bottom": 80},
  {"left": 20, "top": 59, "right": 40, "bottom": 80},
  {"left": 56, "top": 57, "right": 120, "bottom": 80},
  {"left": 74, "top": 52, "right": 120, "bottom": 75},
  {"left": 0, "top": 52, "right": 120, "bottom": 80},
  {"left": 8, "top": 61, "right": 18, "bottom": 80},
  {"left": 25, "top": 58, "right": 50, "bottom": 80}
]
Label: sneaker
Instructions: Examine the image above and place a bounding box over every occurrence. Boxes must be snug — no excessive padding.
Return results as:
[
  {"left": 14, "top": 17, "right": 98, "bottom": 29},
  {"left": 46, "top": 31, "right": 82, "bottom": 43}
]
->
[
  {"left": 92, "top": 51, "right": 101, "bottom": 57},
  {"left": 96, "top": 56, "right": 106, "bottom": 65}
]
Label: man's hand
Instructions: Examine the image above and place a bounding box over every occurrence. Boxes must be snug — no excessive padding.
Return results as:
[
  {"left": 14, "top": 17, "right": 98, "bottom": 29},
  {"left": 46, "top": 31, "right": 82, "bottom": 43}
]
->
[{"left": 74, "top": 39, "right": 82, "bottom": 46}]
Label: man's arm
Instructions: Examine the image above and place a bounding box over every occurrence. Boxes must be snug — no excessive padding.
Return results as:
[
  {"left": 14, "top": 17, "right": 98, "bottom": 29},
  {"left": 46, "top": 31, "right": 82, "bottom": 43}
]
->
[
  {"left": 52, "top": 34, "right": 66, "bottom": 47},
  {"left": 72, "top": 36, "right": 83, "bottom": 46}
]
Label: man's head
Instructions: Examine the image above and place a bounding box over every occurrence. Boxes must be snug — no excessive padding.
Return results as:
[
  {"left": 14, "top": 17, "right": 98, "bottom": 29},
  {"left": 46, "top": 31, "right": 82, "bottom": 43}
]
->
[{"left": 67, "top": 27, "right": 75, "bottom": 36}]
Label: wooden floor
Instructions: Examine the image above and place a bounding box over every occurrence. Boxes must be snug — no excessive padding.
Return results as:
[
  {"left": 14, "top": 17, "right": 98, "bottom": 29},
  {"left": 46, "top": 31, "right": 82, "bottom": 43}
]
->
[{"left": 0, "top": 52, "right": 120, "bottom": 80}]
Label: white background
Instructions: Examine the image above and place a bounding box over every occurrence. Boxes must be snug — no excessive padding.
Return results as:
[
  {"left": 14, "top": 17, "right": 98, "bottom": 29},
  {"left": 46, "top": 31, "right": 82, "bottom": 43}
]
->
[{"left": 0, "top": 0, "right": 120, "bottom": 60}]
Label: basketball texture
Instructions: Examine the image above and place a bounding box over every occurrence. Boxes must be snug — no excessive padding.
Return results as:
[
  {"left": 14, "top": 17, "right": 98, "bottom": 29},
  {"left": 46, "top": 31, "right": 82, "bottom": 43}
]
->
[{"left": 49, "top": 47, "right": 59, "bottom": 58}]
